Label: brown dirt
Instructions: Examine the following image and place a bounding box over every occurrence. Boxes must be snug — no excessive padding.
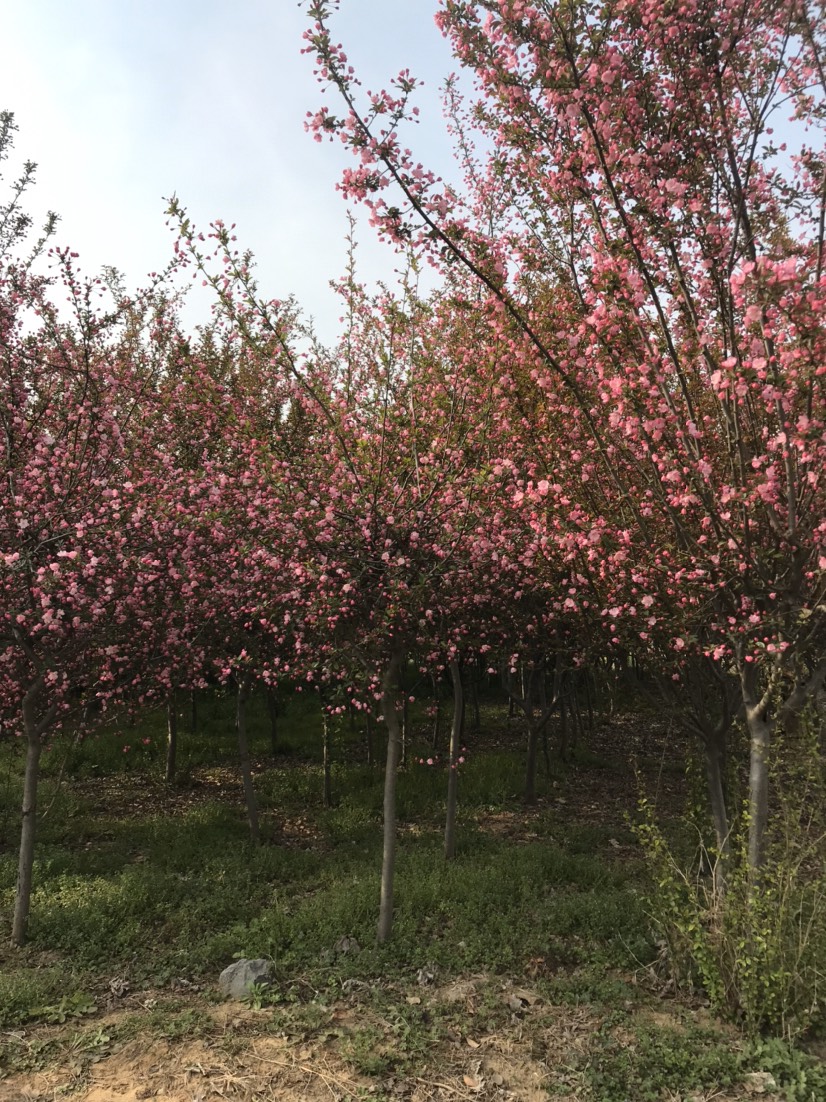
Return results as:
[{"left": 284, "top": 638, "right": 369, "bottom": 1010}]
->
[
  {"left": 1, "top": 994, "right": 588, "bottom": 1102},
  {"left": 1, "top": 980, "right": 779, "bottom": 1102}
]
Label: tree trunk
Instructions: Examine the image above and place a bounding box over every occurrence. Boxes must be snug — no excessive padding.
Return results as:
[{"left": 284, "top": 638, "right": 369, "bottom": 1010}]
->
[
  {"left": 445, "top": 660, "right": 463, "bottom": 860},
  {"left": 744, "top": 659, "right": 826, "bottom": 874},
  {"left": 558, "top": 692, "right": 569, "bottom": 762},
  {"left": 570, "top": 683, "right": 583, "bottom": 751},
  {"left": 366, "top": 711, "right": 374, "bottom": 766},
  {"left": 378, "top": 653, "right": 403, "bottom": 945},
  {"left": 13, "top": 733, "right": 42, "bottom": 946},
  {"left": 505, "top": 661, "right": 561, "bottom": 804},
  {"left": 363, "top": 709, "right": 374, "bottom": 762},
  {"left": 746, "top": 711, "right": 771, "bottom": 874},
  {"left": 401, "top": 694, "right": 409, "bottom": 768},
  {"left": 524, "top": 668, "right": 539, "bottom": 803},
  {"left": 12, "top": 679, "right": 54, "bottom": 946},
  {"left": 459, "top": 668, "right": 467, "bottom": 739},
  {"left": 267, "top": 688, "right": 278, "bottom": 755},
  {"left": 469, "top": 668, "right": 481, "bottom": 733},
  {"left": 703, "top": 732, "right": 731, "bottom": 896},
  {"left": 322, "top": 708, "right": 332, "bottom": 808},
  {"left": 585, "top": 672, "right": 595, "bottom": 735},
  {"left": 740, "top": 662, "right": 771, "bottom": 875},
  {"left": 165, "top": 695, "right": 178, "bottom": 785},
  {"left": 525, "top": 722, "right": 539, "bottom": 804},
  {"left": 537, "top": 671, "right": 551, "bottom": 776},
  {"left": 236, "top": 676, "right": 260, "bottom": 844},
  {"left": 189, "top": 689, "right": 198, "bottom": 737},
  {"left": 431, "top": 672, "right": 442, "bottom": 751}
]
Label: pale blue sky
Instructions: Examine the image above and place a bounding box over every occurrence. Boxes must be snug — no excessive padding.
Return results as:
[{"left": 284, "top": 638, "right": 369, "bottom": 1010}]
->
[{"left": 1, "top": 1, "right": 456, "bottom": 341}]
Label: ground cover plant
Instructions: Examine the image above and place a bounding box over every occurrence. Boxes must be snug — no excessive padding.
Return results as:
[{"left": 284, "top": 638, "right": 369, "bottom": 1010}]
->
[{"left": 2, "top": 687, "right": 826, "bottom": 1101}]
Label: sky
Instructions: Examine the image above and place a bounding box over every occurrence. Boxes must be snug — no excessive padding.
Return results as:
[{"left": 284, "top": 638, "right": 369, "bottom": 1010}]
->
[{"left": 0, "top": 0, "right": 458, "bottom": 342}]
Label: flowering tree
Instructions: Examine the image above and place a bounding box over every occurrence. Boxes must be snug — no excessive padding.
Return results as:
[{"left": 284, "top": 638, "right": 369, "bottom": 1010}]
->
[
  {"left": 0, "top": 263, "right": 179, "bottom": 940},
  {"left": 0, "top": 115, "right": 217, "bottom": 940},
  {"left": 168, "top": 201, "right": 538, "bottom": 937},
  {"left": 303, "top": 0, "right": 826, "bottom": 876}
]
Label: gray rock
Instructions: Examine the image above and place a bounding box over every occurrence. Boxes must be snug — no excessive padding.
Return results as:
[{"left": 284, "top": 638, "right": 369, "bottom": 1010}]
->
[
  {"left": 333, "top": 935, "right": 361, "bottom": 956},
  {"left": 416, "top": 965, "right": 436, "bottom": 987},
  {"left": 218, "top": 958, "right": 273, "bottom": 1001}
]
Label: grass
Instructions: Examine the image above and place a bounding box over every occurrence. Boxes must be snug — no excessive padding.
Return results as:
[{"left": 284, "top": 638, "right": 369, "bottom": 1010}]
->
[
  {"left": 584, "top": 1018, "right": 744, "bottom": 1101},
  {"left": 1, "top": 787, "right": 646, "bottom": 986},
  {"left": 1, "top": 686, "right": 824, "bottom": 1099}
]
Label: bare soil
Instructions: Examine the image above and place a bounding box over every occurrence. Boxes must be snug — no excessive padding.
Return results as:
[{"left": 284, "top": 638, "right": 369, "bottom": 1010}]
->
[{"left": 1, "top": 981, "right": 775, "bottom": 1102}]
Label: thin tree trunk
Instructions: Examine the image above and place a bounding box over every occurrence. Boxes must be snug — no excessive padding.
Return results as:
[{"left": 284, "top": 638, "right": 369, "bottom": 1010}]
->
[
  {"left": 165, "top": 695, "right": 178, "bottom": 785},
  {"left": 744, "top": 660, "right": 826, "bottom": 873},
  {"left": 585, "top": 672, "right": 595, "bottom": 735},
  {"left": 524, "top": 669, "right": 540, "bottom": 803},
  {"left": 538, "top": 668, "right": 548, "bottom": 714},
  {"left": 236, "top": 676, "right": 260, "bottom": 844},
  {"left": 569, "top": 685, "right": 582, "bottom": 752},
  {"left": 525, "top": 722, "right": 540, "bottom": 804},
  {"left": 703, "top": 733, "right": 731, "bottom": 896},
  {"left": 607, "top": 666, "right": 617, "bottom": 718},
  {"left": 537, "top": 671, "right": 551, "bottom": 776},
  {"left": 267, "top": 689, "right": 278, "bottom": 755},
  {"left": 445, "top": 660, "right": 463, "bottom": 860},
  {"left": 12, "top": 678, "right": 55, "bottom": 946},
  {"left": 470, "top": 668, "right": 481, "bottom": 733},
  {"left": 558, "top": 693, "right": 569, "bottom": 762},
  {"left": 459, "top": 669, "right": 466, "bottom": 739},
  {"left": 189, "top": 689, "right": 198, "bottom": 737},
  {"left": 541, "top": 727, "right": 552, "bottom": 777},
  {"left": 401, "top": 694, "right": 409, "bottom": 768},
  {"left": 506, "top": 660, "right": 561, "bottom": 804},
  {"left": 747, "top": 712, "right": 770, "bottom": 874},
  {"left": 13, "top": 734, "right": 42, "bottom": 946},
  {"left": 322, "top": 708, "right": 332, "bottom": 808},
  {"left": 740, "top": 662, "right": 771, "bottom": 875},
  {"left": 431, "top": 672, "right": 442, "bottom": 752},
  {"left": 378, "top": 653, "right": 403, "bottom": 945},
  {"left": 365, "top": 711, "right": 374, "bottom": 766}
]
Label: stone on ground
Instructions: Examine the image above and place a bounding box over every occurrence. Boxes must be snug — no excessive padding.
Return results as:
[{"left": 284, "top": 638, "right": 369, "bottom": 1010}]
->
[{"left": 218, "top": 958, "right": 273, "bottom": 1000}]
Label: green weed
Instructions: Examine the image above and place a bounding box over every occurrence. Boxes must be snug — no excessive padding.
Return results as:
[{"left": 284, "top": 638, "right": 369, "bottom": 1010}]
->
[{"left": 584, "top": 1021, "right": 741, "bottom": 1101}]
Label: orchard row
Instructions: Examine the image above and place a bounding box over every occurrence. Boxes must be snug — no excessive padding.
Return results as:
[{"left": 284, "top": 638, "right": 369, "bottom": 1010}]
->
[{"left": 2, "top": 0, "right": 824, "bottom": 945}]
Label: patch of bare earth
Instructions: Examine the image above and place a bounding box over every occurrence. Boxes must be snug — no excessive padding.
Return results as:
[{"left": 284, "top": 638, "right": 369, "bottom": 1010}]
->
[
  {"left": 1, "top": 1032, "right": 556, "bottom": 1101},
  {"left": 3, "top": 1003, "right": 356, "bottom": 1102},
  {"left": 0, "top": 983, "right": 595, "bottom": 1102},
  {"left": 2, "top": 973, "right": 781, "bottom": 1102}
]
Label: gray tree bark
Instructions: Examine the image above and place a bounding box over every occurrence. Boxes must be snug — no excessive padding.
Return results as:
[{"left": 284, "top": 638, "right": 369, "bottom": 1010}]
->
[
  {"left": 740, "top": 657, "right": 826, "bottom": 874},
  {"left": 444, "top": 660, "right": 463, "bottom": 860},
  {"left": 365, "top": 711, "right": 374, "bottom": 766},
  {"left": 378, "top": 653, "right": 403, "bottom": 944},
  {"left": 12, "top": 677, "right": 56, "bottom": 946},
  {"left": 236, "top": 675, "right": 260, "bottom": 844},
  {"left": 322, "top": 707, "right": 332, "bottom": 808},
  {"left": 266, "top": 688, "right": 278, "bottom": 756},
  {"left": 430, "top": 671, "right": 442, "bottom": 751},
  {"left": 165, "top": 695, "right": 178, "bottom": 785},
  {"left": 702, "top": 730, "right": 731, "bottom": 896}
]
